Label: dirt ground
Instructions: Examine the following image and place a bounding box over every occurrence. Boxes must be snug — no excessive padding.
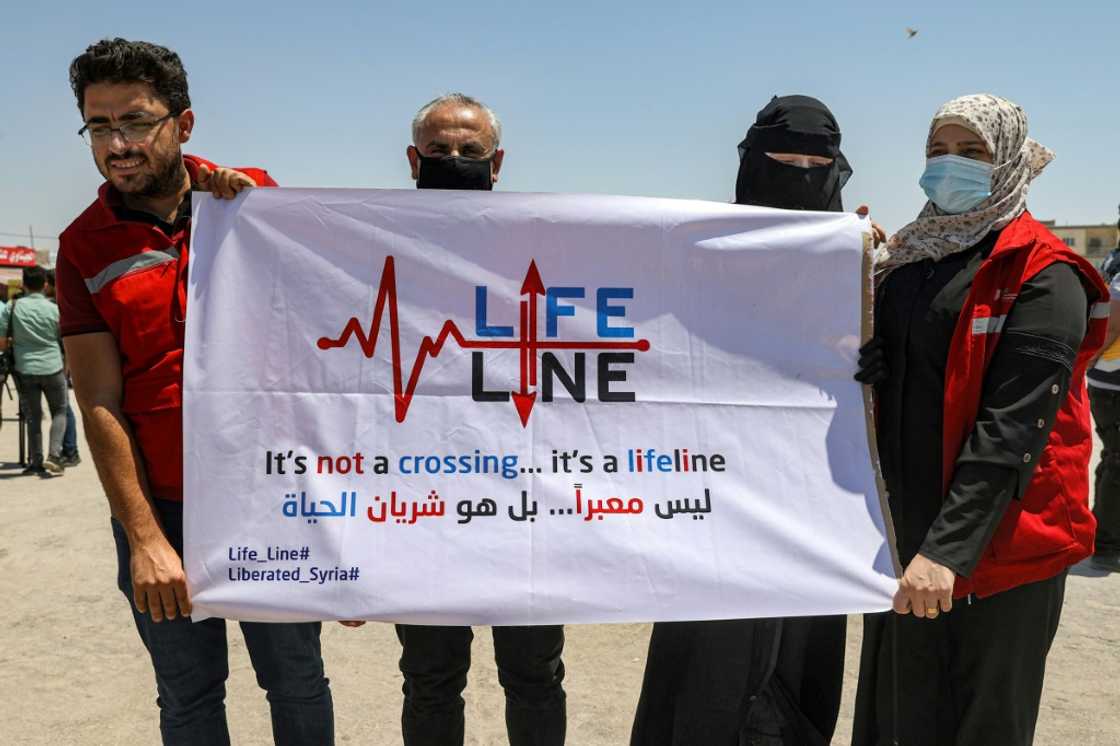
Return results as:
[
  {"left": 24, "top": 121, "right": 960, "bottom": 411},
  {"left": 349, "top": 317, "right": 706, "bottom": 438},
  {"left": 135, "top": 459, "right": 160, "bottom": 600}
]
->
[{"left": 2, "top": 402, "right": 1119, "bottom": 745}]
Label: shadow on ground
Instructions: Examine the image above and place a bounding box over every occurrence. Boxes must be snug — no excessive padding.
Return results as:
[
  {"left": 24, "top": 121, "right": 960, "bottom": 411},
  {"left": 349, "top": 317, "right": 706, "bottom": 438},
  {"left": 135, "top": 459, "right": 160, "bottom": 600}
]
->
[{"left": 1069, "top": 559, "right": 1112, "bottom": 579}]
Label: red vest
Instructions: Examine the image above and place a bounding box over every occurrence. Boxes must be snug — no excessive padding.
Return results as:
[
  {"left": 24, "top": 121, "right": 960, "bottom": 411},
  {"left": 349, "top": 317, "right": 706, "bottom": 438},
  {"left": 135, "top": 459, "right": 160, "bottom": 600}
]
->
[
  {"left": 59, "top": 155, "right": 276, "bottom": 501},
  {"left": 940, "top": 212, "right": 1109, "bottom": 598}
]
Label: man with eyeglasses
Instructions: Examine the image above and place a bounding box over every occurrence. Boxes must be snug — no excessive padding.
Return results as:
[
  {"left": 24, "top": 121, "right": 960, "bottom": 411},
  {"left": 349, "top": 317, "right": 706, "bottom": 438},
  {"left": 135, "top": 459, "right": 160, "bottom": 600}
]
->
[
  {"left": 55, "top": 38, "right": 335, "bottom": 745},
  {"left": 341, "top": 93, "right": 567, "bottom": 746}
]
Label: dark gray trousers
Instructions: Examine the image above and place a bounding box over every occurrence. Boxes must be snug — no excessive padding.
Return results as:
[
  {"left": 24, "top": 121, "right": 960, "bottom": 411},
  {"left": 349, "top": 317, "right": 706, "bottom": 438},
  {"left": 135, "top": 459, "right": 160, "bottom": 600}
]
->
[
  {"left": 17, "top": 369, "right": 67, "bottom": 466},
  {"left": 1090, "top": 386, "right": 1120, "bottom": 553}
]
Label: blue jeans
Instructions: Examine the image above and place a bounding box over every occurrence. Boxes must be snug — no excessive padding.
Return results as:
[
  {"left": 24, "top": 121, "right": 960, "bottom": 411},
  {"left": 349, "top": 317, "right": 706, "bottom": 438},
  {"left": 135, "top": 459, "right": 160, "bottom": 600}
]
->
[
  {"left": 62, "top": 400, "right": 78, "bottom": 458},
  {"left": 112, "top": 499, "right": 334, "bottom": 745}
]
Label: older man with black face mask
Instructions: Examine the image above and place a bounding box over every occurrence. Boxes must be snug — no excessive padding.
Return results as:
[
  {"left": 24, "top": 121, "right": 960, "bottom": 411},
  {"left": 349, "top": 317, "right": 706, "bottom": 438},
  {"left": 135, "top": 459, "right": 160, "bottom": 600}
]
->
[
  {"left": 406, "top": 92, "right": 506, "bottom": 190},
  {"left": 344, "top": 93, "right": 567, "bottom": 746}
]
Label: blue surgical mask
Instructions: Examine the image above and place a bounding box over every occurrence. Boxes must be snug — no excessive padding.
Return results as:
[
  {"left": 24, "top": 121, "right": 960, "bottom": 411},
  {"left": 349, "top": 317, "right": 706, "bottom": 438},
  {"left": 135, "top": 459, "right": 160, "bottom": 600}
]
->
[{"left": 919, "top": 154, "right": 993, "bottom": 214}]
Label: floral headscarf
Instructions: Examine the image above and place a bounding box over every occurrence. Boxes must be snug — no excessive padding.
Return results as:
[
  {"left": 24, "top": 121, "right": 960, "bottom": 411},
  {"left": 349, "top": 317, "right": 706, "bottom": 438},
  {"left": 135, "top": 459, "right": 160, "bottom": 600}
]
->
[{"left": 875, "top": 94, "right": 1054, "bottom": 271}]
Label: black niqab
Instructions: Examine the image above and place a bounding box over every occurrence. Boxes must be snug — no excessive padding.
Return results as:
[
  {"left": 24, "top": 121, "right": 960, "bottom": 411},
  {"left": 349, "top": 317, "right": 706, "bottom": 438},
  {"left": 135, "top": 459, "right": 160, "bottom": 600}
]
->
[{"left": 735, "top": 95, "right": 852, "bottom": 211}]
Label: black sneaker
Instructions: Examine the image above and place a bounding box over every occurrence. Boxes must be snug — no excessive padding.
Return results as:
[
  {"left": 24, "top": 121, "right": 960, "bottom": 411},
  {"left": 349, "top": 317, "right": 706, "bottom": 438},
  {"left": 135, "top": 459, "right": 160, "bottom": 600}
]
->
[
  {"left": 1091, "top": 553, "right": 1120, "bottom": 573},
  {"left": 60, "top": 453, "right": 81, "bottom": 467},
  {"left": 21, "top": 464, "right": 46, "bottom": 476}
]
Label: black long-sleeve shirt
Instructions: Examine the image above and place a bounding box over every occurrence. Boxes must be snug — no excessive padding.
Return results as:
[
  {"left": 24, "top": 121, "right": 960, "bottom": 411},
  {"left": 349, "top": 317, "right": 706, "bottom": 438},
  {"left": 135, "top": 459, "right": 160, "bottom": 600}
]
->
[{"left": 875, "top": 231, "right": 1090, "bottom": 576}]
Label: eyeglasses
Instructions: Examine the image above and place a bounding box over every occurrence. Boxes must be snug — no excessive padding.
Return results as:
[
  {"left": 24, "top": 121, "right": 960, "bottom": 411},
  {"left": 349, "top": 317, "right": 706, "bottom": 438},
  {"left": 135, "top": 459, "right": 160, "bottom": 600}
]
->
[{"left": 78, "top": 113, "right": 174, "bottom": 146}]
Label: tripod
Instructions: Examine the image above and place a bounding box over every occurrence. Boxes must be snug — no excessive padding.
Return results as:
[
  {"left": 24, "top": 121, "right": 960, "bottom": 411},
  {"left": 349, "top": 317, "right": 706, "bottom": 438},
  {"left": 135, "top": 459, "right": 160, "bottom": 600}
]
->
[{"left": 0, "top": 373, "right": 27, "bottom": 467}]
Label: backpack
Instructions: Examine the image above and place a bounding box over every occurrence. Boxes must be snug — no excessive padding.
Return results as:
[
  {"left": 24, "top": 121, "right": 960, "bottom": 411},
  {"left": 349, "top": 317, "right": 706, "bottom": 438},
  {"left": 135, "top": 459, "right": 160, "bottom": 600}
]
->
[
  {"left": 1098, "top": 247, "right": 1120, "bottom": 285},
  {"left": 0, "top": 298, "right": 17, "bottom": 379}
]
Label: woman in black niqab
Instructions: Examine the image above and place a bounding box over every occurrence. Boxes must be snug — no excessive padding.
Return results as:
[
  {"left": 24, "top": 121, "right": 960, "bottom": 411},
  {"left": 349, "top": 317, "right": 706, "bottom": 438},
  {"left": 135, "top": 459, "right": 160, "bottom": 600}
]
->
[
  {"left": 629, "top": 95, "right": 856, "bottom": 746},
  {"left": 735, "top": 94, "right": 852, "bottom": 211}
]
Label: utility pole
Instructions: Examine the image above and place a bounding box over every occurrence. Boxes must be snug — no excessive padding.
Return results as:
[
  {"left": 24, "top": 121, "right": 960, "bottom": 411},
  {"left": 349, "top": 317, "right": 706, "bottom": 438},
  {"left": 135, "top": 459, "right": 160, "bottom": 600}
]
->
[{"left": 28, "top": 224, "right": 35, "bottom": 248}]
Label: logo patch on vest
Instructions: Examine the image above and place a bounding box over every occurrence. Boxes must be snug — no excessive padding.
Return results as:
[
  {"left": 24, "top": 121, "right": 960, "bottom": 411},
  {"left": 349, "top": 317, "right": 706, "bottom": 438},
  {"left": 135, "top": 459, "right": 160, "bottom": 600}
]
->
[{"left": 971, "top": 315, "right": 1006, "bottom": 335}]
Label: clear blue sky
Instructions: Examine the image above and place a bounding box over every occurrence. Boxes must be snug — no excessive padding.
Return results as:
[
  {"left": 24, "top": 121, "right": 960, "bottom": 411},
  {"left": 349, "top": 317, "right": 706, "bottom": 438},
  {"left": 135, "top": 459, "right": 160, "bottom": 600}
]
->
[{"left": 1, "top": 0, "right": 1116, "bottom": 254}]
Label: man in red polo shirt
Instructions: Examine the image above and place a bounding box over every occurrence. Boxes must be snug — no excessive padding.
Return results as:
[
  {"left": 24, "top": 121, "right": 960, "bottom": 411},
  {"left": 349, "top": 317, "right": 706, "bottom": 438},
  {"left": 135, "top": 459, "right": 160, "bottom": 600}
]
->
[{"left": 56, "top": 38, "right": 334, "bottom": 745}]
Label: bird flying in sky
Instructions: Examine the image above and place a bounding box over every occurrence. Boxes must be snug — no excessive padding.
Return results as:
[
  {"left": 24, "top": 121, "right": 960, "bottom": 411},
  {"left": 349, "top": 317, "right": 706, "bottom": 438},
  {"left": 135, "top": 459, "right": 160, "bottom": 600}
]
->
[{"left": 906, "top": 27, "right": 919, "bottom": 38}]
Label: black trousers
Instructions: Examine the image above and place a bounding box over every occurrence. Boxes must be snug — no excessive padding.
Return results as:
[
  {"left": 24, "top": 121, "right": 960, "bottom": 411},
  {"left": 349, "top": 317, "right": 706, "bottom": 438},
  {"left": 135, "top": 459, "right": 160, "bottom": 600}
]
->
[
  {"left": 630, "top": 616, "right": 845, "bottom": 746},
  {"left": 395, "top": 623, "right": 566, "bottom": 746},
  {"left": 1090, "top": 386, "right": 1120, "bottom": 554},
  {"left": 852, "top": 571, "right": 1067, "bottom": 746}
]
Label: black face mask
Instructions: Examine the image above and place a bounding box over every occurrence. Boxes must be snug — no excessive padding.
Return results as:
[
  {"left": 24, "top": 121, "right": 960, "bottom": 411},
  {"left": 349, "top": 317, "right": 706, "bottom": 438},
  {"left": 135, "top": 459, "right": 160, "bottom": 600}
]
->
[
  {"left": 416, "top": 152, "right": 494, "bottom": 191},
  {"left": 737, "top": 155, "right": 841, "bottom": 211}
]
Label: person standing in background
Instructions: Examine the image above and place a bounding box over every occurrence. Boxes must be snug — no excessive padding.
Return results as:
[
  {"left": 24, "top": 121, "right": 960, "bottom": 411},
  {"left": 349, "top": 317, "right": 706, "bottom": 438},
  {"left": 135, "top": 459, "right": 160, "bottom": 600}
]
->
[
  {"left": 1087, "top": 212, "right": 1120, "bottom": 572},
  {"left": 0, "top": 288, "right": 8, "bottom": 428},
  {"left": 0, "top": 265, "right": 68, "bottom": 476},
  {"left": 44, "top": 268, "right": 81, "bottom": 466}
]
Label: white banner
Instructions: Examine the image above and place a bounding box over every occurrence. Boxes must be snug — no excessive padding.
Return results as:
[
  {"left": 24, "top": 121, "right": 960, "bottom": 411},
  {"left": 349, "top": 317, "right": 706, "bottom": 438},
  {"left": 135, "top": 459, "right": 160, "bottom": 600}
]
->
[{"left": 184, "top": 188, "right": 896, "bottom": 623}]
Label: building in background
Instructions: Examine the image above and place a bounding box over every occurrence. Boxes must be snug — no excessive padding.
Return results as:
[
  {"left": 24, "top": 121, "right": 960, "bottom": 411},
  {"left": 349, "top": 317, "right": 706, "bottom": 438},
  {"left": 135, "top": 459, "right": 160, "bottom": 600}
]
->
[
  {"left": 1040, "top": 221, "right": 1120, "bottom": 261},
  {"left": 0, "top": 245, "right": 38, "bottom": 300}
]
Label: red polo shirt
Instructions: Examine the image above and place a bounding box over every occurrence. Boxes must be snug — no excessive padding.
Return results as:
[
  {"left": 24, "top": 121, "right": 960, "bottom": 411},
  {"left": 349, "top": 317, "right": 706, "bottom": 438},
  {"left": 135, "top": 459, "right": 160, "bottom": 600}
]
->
[{"left": 56, "top": 154, "right": 276, "bottom": 500}]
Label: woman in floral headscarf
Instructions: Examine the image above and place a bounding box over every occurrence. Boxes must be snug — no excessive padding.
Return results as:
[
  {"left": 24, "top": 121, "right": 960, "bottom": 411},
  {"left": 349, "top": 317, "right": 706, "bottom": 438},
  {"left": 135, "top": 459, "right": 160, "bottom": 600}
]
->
[{"left": 852, "top": 94, "right": 1108, "bottom": 746}]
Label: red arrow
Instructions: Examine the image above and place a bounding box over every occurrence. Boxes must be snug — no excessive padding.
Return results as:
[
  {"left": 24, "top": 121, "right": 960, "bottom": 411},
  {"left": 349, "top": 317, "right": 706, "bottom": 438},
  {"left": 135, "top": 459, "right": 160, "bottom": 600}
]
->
[
  {"left": 512, "top": 390, "right": 537, "bottom": 427},
  {"left": 512, "top": 260, "right": 545, "bottom": 426},
  {"left": 520, "top": 259, "right": 545, "bottom": 296},
  {"left": 521, "top": 260, "right": 544, "bottom": 387}
]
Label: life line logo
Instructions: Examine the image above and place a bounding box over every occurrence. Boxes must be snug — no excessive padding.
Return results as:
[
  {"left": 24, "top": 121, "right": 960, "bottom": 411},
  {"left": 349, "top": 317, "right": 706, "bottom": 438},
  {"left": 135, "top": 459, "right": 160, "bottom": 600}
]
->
[{"left": 317, "top": 257, "right": 652, "bottom": 426}]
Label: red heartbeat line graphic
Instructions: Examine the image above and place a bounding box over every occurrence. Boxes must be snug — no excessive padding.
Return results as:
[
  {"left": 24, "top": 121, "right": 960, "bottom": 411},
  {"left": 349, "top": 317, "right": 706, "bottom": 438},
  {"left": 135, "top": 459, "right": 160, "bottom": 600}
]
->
[{"left": 316, "top": 256, "right": 651, "bottom": 426}]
